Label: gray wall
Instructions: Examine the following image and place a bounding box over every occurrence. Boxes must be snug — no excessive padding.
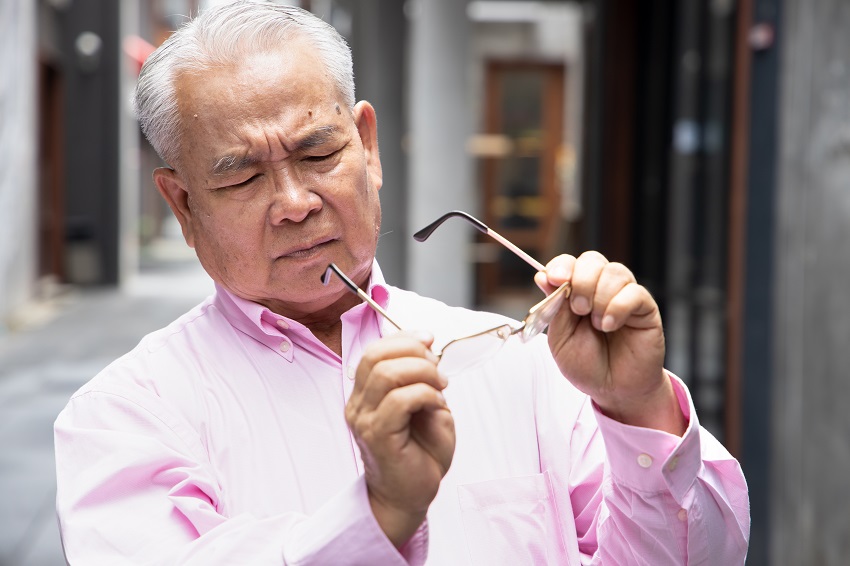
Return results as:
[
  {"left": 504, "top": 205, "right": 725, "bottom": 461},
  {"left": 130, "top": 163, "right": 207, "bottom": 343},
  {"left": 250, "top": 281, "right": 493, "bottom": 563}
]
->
[
  {"left": 343, "top": 0, "right": 408, "bottom": 288},
  {"left": 772, "top": 1, "right": 850, "bottom": 563},
  {"left": 0, "top": 1, "right": 39, "bottom": 331},
  {"left": 406, "top": 0, "right": 475, "bottom": 308}
]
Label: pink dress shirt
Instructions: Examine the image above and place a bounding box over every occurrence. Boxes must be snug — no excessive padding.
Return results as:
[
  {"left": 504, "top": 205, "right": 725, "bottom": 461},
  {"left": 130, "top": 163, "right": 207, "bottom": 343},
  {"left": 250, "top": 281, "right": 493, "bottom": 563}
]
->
[{"left": 54, "top": 262, "right": 750, "bottom": 564}]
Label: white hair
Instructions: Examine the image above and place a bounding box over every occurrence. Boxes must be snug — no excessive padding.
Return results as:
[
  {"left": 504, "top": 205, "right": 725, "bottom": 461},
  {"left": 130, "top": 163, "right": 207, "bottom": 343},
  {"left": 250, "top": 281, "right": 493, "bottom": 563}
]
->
[{"left": 134, "top": 0, "right": 355, "bottom": 167}]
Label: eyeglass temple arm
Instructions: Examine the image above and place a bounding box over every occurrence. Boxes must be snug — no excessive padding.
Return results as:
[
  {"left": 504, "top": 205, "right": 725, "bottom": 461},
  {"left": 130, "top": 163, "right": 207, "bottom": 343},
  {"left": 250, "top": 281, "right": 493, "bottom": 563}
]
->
[
  {"left": 412, "top": 210, "right": 546, "bottom": 273},
  {"left": 321, "top": 264, "right": 404, "bottom": 331}
]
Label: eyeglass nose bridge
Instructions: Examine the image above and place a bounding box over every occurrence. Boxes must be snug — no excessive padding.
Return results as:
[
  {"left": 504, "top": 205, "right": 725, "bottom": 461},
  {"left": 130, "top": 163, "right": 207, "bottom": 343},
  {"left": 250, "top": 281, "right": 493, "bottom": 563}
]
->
[{"left": 432, "top": 322, "right": 517, "bottom": 376}]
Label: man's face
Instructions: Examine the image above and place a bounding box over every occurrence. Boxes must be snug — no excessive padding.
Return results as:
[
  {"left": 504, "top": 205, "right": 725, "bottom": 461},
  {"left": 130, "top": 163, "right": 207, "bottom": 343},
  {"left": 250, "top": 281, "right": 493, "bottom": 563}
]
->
[{"left": 154, "top": 42, "right": 383, "bottom": 319}]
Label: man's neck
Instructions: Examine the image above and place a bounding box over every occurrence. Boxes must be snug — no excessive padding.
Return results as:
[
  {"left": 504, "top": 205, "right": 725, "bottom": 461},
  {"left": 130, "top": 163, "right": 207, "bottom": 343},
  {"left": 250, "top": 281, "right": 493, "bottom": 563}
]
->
[
  {"left": 256, "top": 291, "right": 362, "bottom": 357},
  {"left": 305, "top": 320, "right": 344, "bottom": 356}
]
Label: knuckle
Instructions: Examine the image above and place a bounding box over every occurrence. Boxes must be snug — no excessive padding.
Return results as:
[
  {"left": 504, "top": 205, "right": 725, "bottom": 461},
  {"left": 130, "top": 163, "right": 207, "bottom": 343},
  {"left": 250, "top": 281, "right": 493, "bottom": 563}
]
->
[
  {"left": 546, "top": 253, "right": 574, "bottom": 268},
  {"left": 626, "top": 282, "right": 650, "bottom": 301},
  {"left": 370, "top": 360, "right": 399, "bottom": 387},
  {"left": 357, "top": 413, "right": 379, "bottom": 441},
  {"left": 358, "top": 425, "right": 376, "bottom": 446},
  {"left": 605, "top": 261, "right": 633, "bottom": 279},
  {"left": 579, "top": 250, "right": 607, "bottom": 265},
  {"left": 344, "top": 404, "right": 357, "bottom": 426},
  {"left": 360, "top": 348, "right": 380, "bottom": 368}
]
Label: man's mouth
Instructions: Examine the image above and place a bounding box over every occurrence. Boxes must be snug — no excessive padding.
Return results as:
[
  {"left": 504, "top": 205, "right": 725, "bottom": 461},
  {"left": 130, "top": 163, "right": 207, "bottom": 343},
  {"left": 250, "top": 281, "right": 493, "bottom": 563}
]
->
[{"left": 281, "top": 238, "right": 335, "bottom": 259}]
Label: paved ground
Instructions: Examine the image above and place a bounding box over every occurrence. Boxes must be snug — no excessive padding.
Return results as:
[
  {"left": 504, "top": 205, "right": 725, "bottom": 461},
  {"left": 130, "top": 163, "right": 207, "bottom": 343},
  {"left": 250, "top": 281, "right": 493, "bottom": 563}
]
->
[{"left": 0, "top": 251, "right": 213, "bottom": 566}]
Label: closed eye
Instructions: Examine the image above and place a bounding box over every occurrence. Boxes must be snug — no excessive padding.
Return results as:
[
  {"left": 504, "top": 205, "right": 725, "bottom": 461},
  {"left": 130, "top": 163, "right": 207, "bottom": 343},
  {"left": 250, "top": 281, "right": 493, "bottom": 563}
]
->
[
  {"left": 228, "top": 174, "right": 261, "bottom": 188},
  {"left": 305, "top": 148, "right": 343, "bottom": 162}
]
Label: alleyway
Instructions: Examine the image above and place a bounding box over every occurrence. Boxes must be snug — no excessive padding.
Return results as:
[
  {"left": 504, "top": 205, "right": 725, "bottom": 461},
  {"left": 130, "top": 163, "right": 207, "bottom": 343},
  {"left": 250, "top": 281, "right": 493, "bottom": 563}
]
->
[{"left": 0, "top": 248, "right": 212, "bottom": 565}]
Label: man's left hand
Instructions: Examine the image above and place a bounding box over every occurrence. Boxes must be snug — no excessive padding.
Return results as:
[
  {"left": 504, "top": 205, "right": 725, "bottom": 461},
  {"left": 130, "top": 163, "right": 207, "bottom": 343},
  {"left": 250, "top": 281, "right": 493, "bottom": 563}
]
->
[{"left": 535, "top": 251, "right": 686, "bottom": 436}]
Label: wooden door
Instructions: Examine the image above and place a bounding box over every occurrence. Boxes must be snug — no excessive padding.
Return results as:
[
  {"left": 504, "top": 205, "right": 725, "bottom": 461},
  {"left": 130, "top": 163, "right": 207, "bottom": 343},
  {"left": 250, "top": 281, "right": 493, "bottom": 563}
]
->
[{"left": 477, "top": 62, "right": 565, "bottom": 305}]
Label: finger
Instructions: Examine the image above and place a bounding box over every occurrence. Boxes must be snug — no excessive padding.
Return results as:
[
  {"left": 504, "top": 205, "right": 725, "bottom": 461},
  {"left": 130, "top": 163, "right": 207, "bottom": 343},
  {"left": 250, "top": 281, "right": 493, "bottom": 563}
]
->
[
  {"left": 589, "top": 262, "right": 637, "bottom": 330},
  {"left": 599, "top": 282, "right": 661, "bottom": 332},
  {"left": 570, "top": 251, "right": 608, "bottom": 316},
  {"left": 369, "top": 383, "right": 450, "bottom": 439},
  {"left": 355, "top": 333, "right": 438, "bottom": 391},
  {"left": 535, "top": 254, "right": 575, "bottom": 294},
  {"left": 409, "top": 408, "right": 456, "bottom": 473},
  {"left": 357, "top": 356, "right": 445, "bottom": 413}
]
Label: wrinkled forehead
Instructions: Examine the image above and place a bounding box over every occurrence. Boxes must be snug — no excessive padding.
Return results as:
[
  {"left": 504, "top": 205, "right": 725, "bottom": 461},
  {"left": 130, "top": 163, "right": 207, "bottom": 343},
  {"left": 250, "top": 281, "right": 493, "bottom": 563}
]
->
[{"left": 169, "top": 45, "right": 347, "bottom": 175}]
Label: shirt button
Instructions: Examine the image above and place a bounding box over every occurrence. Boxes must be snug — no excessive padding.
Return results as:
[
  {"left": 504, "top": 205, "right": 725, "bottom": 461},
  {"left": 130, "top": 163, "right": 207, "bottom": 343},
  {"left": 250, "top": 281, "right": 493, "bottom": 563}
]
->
[
  {"left": 346, "top": 365, "right": 356, "bottom": 380},
  {"left": 276, "top": 319, "right": 289, "bottom": 330},
  {"left": 677, "top": 508, "right": 688, "bottom": 522},
  {"left": 637, "top": 453, "right": 653, "bottom": 468},
  {"left": 667, "top": 456, "right": 679, "bottom": 472},
  {"left": 279, "top": 341, "right": 291, "bottom": 353}
]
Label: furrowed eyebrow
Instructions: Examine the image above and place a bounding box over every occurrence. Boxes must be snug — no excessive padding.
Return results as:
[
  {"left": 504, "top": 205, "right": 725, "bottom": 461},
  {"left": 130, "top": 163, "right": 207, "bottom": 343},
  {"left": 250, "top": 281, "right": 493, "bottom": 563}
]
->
[
  {"left": 295, "top": 125, "right": 340, "bottom": 150},
  {"left": 209, "top": 125, "right": 343, "bottom": 176},
  {"left": 210, "top": 154, "right": 259, "bottom": 177}
]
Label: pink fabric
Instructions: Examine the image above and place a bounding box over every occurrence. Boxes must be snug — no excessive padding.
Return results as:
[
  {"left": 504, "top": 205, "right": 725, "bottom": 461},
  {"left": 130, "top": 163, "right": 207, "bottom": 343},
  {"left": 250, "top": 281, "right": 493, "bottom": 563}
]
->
[{"left": 55, "top": 262, "right": 749, "bottom": 564}]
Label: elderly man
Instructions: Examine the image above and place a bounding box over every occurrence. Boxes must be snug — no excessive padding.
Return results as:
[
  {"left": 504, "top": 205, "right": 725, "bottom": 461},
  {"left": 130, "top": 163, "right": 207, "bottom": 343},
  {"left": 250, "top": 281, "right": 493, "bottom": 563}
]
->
[{"left": 54, "top": 1, "right": 749, "bottom": 564}]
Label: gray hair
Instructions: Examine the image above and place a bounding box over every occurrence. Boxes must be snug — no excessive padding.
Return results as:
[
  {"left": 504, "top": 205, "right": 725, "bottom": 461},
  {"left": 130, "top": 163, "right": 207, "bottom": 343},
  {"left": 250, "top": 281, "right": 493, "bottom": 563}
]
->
[{"left": 134, "top": 0, "right": 355, "bottom": 167}]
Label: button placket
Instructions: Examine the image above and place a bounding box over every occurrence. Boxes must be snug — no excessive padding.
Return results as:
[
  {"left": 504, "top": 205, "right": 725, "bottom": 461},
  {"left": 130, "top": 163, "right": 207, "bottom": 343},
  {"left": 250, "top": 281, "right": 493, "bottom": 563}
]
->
[
  {"left": 340, "top": 363, "right": 360, "bottom": 472},
  {"left": 336, "top": 359, "right": 356, "bottom": 404}
]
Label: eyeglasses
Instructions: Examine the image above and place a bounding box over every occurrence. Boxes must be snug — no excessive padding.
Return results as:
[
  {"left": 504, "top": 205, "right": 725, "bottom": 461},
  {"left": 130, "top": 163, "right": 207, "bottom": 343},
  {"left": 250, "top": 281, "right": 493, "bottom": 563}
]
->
[{"left": 321, "top": 211, "right": 571, "bottom": 376}]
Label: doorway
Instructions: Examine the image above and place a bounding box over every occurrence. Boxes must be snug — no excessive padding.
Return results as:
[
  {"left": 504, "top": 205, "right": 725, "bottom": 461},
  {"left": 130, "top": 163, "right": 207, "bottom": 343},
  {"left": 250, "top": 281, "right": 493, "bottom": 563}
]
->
[{"left": 477, "top": 61, "right": 566, "bottom": 309}]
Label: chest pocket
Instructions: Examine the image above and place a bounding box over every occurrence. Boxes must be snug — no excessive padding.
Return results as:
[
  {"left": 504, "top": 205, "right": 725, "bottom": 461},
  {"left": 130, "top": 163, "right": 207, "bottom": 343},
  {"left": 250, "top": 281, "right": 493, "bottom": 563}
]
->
[{"left": 457, "top": 471, "right": 571, "bottom": 565}]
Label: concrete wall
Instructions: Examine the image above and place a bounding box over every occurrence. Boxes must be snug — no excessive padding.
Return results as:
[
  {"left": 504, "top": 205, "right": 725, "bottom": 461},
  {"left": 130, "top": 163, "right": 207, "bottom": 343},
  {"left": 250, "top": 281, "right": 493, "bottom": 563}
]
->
[
  {"left": 0, "top": 1, "right": 39, "bottom": 332},
  {"left": 406, "top": 0, "right": 475, "bottom": 308},
  {"left": 772, "top": 1, "right": 850, "bottom": 563}
]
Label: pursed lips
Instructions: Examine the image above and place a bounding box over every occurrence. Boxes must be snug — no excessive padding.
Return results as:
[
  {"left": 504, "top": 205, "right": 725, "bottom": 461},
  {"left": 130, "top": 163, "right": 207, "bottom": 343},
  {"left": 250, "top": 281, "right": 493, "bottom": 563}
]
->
[{"left": 278, "top": 237, "right": 337, "bottom": 259}]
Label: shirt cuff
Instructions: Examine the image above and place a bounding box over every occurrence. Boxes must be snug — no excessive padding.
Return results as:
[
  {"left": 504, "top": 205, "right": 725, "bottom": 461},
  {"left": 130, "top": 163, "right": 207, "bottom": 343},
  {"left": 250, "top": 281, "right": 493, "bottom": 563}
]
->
[
  {"left": 399, "top": 521, "right": 429, "bottom": 566},
  {"left": 288, "top": 476, "right": 429, "bottom": 565},
  {"left": 591, "top": 372, "right": 702, "bottom": 503}
]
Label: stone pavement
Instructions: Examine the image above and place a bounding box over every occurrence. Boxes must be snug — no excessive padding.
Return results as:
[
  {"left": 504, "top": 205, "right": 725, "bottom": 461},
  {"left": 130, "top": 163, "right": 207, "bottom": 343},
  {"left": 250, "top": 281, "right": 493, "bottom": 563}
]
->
[{"left": 0, "top": 253, "right": 213, "bottom": 566}]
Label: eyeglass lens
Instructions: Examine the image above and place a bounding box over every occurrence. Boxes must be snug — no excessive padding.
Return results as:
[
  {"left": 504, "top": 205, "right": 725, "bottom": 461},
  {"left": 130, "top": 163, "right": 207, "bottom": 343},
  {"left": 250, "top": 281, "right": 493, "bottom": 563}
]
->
[
  {"left": 520, "top": 281, "right": 572, "bottom": 342},
  {"left": 436, "top": 324, "right": 512, "bottom": 377},
  {"left": 322, "top": 211, "right": 571, "bottom": 378}
]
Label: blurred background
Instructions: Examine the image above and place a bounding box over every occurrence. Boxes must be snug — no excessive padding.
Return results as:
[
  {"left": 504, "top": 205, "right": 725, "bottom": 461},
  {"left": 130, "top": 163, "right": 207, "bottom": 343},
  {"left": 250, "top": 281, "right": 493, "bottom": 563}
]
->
[{"left": 0, "top": 0, "right": 848, "bottom": 564}]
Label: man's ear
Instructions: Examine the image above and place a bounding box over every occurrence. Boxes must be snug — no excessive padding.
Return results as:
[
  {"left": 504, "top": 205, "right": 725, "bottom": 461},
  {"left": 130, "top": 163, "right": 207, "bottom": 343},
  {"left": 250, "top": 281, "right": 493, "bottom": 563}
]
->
[
  {"left": 353, "top": 101, "right": 383, "bottom": 191},
  {"left": 153, "top": 167, "right": 196, "bottom": 248}
]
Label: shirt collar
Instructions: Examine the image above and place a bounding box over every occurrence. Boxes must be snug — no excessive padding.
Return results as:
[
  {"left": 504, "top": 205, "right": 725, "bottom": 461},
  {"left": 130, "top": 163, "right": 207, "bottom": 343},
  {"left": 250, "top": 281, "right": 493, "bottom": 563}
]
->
[{"left": 212, "top": 259, "right": 392, "bottom": 362}]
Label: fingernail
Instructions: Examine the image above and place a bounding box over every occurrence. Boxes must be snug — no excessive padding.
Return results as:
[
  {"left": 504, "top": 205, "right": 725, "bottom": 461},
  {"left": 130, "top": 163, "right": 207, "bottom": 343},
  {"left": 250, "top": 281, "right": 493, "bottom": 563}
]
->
[
  {"left": 437, "top": 372, "right": 449, "bottom": 388},
  {"left": 592, "top": 313, "right": 603, "bottom": 329},
  {"left": 436, "top": 390, "right": 447, "bottom": 406},
  {"left": 548, "top": 265, "right": 567, "bottom": 280},
  {"left": 413, "top": 329, "right": 431, "bottom": 341},
  {"left": 573, "top": 296, "right": 590, "bottom": 314},
  {"left": 601, "top": 315, "right": 616, "bottom": 332},
  {"left": 425, "top": 349, "right": 439, "bottom": 364}
]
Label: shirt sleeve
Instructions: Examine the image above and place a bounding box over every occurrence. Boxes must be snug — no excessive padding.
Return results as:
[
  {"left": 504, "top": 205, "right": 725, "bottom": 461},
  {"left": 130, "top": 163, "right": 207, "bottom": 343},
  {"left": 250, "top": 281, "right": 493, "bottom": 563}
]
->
[
  {"left": 567, "top": 373, "right": 750, "bottom": 565},
  {"left": 54, "top": 388, "right": 427, "bottom": 566}
]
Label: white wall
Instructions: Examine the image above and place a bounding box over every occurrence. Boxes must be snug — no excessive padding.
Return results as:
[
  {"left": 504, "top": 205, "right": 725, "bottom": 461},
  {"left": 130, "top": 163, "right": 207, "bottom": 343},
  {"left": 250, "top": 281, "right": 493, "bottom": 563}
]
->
[{"left": 0, "top": 0, "right": 39, "bottom": 332}]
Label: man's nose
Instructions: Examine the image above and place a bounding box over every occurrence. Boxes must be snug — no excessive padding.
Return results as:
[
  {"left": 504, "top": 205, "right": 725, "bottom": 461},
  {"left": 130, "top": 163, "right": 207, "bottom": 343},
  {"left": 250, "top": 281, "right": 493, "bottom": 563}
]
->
[{"left": 268, "top": 169, "right": 322, "bottom": 224}]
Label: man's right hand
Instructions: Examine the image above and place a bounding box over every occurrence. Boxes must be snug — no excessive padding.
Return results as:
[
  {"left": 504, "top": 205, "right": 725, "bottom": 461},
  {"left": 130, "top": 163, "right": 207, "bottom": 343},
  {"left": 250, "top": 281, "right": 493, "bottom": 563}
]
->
[{"left": 345, "top": 332, "right": 455, "bottom": 548}]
